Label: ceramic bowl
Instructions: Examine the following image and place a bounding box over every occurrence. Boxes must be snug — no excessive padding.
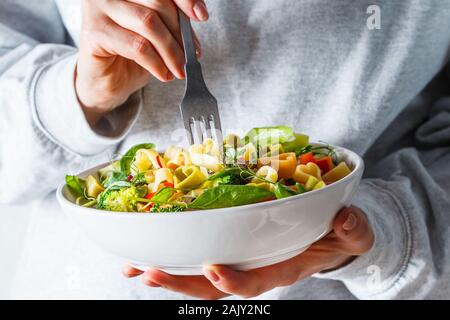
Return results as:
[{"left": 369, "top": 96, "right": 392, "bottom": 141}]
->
[{"left": 56, "top": 146, "right": 364, "bottom": 275}]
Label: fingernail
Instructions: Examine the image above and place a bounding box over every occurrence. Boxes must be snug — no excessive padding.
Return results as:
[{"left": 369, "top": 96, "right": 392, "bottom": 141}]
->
[
  {"left": 343, "top": 213, "right": 357, "bottom": 231},
  {"left": 203, "top": 266, "right": 220, "bottom": 282},
  {"left": 193, "top": 1, "right": 209, "bottom": 21}
]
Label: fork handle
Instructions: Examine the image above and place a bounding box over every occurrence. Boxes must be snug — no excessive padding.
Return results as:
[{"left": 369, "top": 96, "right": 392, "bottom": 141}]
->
[{"left": 178, "top": 10, "right": 205, "bottom": 85}]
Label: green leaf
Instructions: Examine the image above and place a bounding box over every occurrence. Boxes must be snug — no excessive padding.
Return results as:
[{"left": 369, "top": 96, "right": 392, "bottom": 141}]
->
[
  {"left": 189, "top": 185, "right": 274, "bottom": 209},
  {"left": 65, "top": 175, "right": 86, "bottom": 198},
  {"left": 151, "top": 187, "right": 176, "bottom": 203},
  {"left": 274, "top": 183, "right": 297, "bottom": 199},
  {"left": 98, "top": 161, "right": 121, "bottom": 181},
  {"left": 208, "top": 167, "right": 253, "bottom": 184},
  {"left": 282, "top": 133, "right": 310, "bottom": 152},
  {"left": 120, "top": 143, "right": 155, "bottom": 174},
  {"left": 295, "top": 183, "right": 305, "bottom": 194},
  {"left": 244, "top": 126, "right": 294, "bottom": 146},
  {"left": 103, "top": 171, "right": 128, "bottom": 188}
]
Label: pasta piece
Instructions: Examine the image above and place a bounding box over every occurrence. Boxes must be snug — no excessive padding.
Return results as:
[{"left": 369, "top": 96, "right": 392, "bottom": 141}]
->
[
  {"left": 164, "top": 146, "right": 191, "bottom": 169},
  {"left": 131, "top": 149, "right": 165, "bottom": 174},
  {"left": 174, "top": 165, "right": 208, "bottom": 190},
  {"left": 258, "top": 152, "right": 297, "bottom": 179},
  {"left": 224, "top": 134, "right": 242, "bottom": 148},
  {"left": 293, "top": 162, "right": 322, "bottom": 184},
  {"left": 322, "top": 162, "right": 351, "bottom": 183},
  {"left": 148, "top": 168, "right": 174, "bottom": 193},
  {"left": 189, "top": 138, "right": 222, "bottom": 171},
  {"left": 252, "top": 165, "right": 278, "bottom": 184}
]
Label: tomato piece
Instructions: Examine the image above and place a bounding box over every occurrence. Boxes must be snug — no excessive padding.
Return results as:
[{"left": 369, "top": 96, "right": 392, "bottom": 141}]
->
[
  {"left": 299, "top": 152, "right": 315, "bottom": 165},
  {"left": 162, "top": 181, "right": 174, "bottom": 188},
  {"left": 314, "top": 156, "right": 334, "bottom": 173},
  {"left": 145, "top": 192, "right": 155, "bottom": 199}
]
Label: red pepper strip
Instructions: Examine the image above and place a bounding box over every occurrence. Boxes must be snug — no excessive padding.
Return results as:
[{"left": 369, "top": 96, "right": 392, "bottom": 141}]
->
[
  {"left": 156, "top": 155, "right": 164, "bottom": 168},
  {"left": 299, "top": 152, "right": 315, "bottom": 165},
  {"left": 161, "top": 181, "right": 174, "bottom": 188},
  {"left": 314, "top": 156, "right": 334, "bottom": 173}
]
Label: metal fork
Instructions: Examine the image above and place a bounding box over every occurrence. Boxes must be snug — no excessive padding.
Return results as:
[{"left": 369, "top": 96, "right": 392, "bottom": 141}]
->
[{"left": 178, "top": 10, "right": 223, "bottom": 147}]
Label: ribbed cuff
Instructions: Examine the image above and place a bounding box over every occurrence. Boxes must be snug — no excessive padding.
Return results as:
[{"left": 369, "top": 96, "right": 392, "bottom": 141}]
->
[
  {"left": 313, "top": 180, "right": 412, "bottom": 299},
  {"left": 33, "top": 53, "right": 141, "bottom": 156}
]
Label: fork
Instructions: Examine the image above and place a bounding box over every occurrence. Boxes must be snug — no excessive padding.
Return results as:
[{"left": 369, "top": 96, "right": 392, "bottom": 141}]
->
[{"left": 178, "top": 9, "right": 223, "bottom": 147}]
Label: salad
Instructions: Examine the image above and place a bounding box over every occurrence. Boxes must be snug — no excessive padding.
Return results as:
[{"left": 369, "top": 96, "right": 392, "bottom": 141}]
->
[{"left": 65, "top": 126, "right": 352, "bottom": 213}]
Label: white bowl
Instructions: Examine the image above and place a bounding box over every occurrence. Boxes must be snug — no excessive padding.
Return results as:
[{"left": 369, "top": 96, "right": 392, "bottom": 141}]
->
[{"left": 57, "top": 146, "right": 364, "bottom": 275}]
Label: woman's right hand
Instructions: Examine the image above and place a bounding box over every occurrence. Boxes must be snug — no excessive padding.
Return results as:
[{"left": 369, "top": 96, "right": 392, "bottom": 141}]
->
[{"left": 76, "top": 0, "right": 207, "bottom": 124}]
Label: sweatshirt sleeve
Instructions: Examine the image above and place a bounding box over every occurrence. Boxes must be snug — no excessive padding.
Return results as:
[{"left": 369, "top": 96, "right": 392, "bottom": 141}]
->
[
  {"left": 314, "top": 92, "right": 450, "bottom": 299},
  {"left": 0, "top": 3, "right": 141, "bottom": 204}
]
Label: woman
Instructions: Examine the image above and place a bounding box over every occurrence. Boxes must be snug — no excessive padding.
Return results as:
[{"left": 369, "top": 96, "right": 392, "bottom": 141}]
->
[{"left": 1, "top": 0, "right": 449, "bottom": 299}]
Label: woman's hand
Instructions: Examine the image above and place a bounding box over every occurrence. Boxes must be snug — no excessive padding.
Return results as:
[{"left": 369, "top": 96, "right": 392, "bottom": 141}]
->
[
  {"left": 76, "top": 0, "right": 207, "bottom": 124},
  {"left": 123, "top": 206, "right": 374, "bottom": 299}
]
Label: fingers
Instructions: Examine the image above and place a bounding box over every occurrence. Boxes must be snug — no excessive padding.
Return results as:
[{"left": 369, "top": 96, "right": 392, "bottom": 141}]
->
[
  {"left": 203, "top": 259, "right": 303, "bottom": 299},
  {"left": 332, "top": 206, "right": 375, "bottom": 255},
  {"left": 173, "top": 0, "right": 209, "bottom": 21},
  {"left": 142, "top": 268, "right": 228, "bottom": 300},
  {"left": 85, "top": 18, "right": 173, "bottom": 82},
  {"left": 122, "top": 264, "right": 145, "bottom": 278},
  {"left": 98, "top": 0, "right": 185, "bottom": 79}
]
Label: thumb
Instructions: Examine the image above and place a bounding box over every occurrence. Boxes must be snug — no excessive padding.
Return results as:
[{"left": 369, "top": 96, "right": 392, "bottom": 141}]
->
[{"left": 332, "top": 206, "right": 374, "bottom": 255}]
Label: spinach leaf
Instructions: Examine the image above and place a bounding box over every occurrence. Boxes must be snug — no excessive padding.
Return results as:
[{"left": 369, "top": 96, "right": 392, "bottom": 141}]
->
[
  {"left": 208, "top": 167, "right": 253, "bottom": 182},
  {"left": 189, "top": 185, "right": 274, "bottom": 209},
  {"left": 103, "top": 171, "right": 128, "bottom": 188},
  {"left": 120, "top": 143, "right": 155, "bottom": 174},
  {"left": 295, "top": 183, "right": 305, "bottom": 194},
  {"left": 274, "top": 183, "right": 297, "bottom": 199},
  {"left": 65, "top": 175, "right": 86, "bottom": 198},
  {"left": 244, "top": 126, "right": 294, "bottom": 146}
]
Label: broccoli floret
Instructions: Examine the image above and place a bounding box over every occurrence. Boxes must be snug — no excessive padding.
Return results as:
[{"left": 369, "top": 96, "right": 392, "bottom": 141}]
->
[
  {"left": 97, "top": 186, "right": 139, "bottom": 212},
  {"left": 150, "top": 203, "right": 185, "bottom": 213}
]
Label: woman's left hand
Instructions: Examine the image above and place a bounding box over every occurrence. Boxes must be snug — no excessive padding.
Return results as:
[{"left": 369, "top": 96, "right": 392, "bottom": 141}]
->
[{"left": 123, "top": 206, "right": 374, "bottom": 299}]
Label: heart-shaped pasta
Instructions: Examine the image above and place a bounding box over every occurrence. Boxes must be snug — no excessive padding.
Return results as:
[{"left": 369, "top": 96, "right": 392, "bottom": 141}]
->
[
  {"left": 257, "top": 152, "right": 297, "bottom": 179},
  {"left": 293, "top": 162, "right": 322, "bottom": 184},
  {"left": 174, "top": 165, "right": 208, "bottom": 190},
  {"left": 252, "top": 165, "right": 278, "bottom": 184}
]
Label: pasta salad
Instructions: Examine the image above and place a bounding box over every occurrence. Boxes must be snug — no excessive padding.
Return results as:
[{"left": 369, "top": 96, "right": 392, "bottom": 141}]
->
[{"left": 65, "top": 126, "right": 353, "bottom": 212}]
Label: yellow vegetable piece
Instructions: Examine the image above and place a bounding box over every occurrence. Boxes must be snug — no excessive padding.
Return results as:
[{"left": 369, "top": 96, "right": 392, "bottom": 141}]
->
[
  {"left": 174, "top": 165, "right": 207, "bottom": 190},
  {"left": 305, "top": 176, "right": 320, "bottom": 191},
  {"left": 322, "top": 162, "right": 351, "bottom": 183},
  {"left": 293, "top": 162, "right": 322, "bottom": 184},
  {"left": 313, "top": 181, "right": 326, "bottom": 190},
  {"left": 86, "top": 175, "right": 104, "bottom": 198}
]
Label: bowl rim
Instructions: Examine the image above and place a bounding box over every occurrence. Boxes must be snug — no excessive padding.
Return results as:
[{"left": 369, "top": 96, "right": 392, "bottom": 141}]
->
[{"left": 56, "top": 144, "right": 364, "bottom": 219}]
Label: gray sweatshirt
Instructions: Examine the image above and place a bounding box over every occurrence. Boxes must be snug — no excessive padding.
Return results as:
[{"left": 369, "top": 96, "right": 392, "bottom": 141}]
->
[{"left": 0, "top": 0, "right": 449, "bottom": 299}]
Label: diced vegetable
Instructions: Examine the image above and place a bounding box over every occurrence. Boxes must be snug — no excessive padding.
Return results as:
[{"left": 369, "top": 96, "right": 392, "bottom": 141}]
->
[
  {"left": 299, "top": 152, "right": 315, "bottom": 165},
  {"left": 314, "top": 156, "right": 335, "bottom": 173},
  {"left": 313, "top": 181, "right": 326, "bottom": 190},
  {"left": 322, "top": 162, "right": 352, "bottom": 183},
  {"left": 304, "top": 176, "right": 320, "bottom": 191}
]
